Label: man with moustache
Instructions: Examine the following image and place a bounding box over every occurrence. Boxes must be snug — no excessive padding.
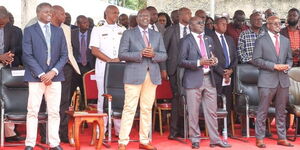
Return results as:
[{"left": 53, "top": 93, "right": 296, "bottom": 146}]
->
[
  {"left": 160, "top": 7, "right": 191, "bottom": 140},
  {"left": 117, "top": 9, "right": 167, "bottom": 150},
  {"left": 253, "top": 16, "right": 293, "bottom": 148},
  {"left": 89, "top": 5, "right": 126, "bottom": 137},
  {"left": 179, "top": 16, "right": 231, "bottom": 149},
  {"left": 23, "top": 3, "right": 68, "bottom": 150}
]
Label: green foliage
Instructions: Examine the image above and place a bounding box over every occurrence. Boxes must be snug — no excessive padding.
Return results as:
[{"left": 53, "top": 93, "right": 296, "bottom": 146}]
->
[{"left": 125, "top": 0, "right": 147, "bottom": 10}]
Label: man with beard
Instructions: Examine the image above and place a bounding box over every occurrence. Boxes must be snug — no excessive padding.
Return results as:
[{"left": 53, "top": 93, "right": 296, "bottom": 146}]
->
[{"left": 253, "top": 16, "right": 293, "bottom": 148}]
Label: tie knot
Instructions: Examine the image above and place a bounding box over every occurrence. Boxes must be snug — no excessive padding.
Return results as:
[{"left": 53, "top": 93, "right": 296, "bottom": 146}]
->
[
  {"left": 274, "top": 34, "right": 279, "bottom": 38},
  {"left": 81, "top": 34, "right": 85, "bottom": 38},
  {"left": 44, "top": 24, "right": 49, "bottom": 29},
  {"left": 220, "top": 34, "right": 224, "bottom": 38},
  {"left": 198, "top": 34, "right": 202, "bottom": 39}
]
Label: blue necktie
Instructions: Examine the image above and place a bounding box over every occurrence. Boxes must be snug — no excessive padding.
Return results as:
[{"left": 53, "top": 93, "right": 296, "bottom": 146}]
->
[
  {"left": 44, "top": 24, "right": 51, "bottom": 65},
  {"left": 220, "top": 35, "right": 230, "bottom": 68}
]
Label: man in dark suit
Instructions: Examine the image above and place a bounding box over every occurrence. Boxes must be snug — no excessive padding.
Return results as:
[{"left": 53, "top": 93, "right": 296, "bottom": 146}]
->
[
  {"left": 117, "top": 9, "right": 167, "bottom": 150},
  {"left": 253, "top": 16, "right": 293, "bottom": 148},
  {"left": 210, "top": 17, "right": 237, "bottom": 135},
  {"left": 22, "top": 3, "right": 68, "bottom": 150},
  {"left": 160, "top": 7, "right": 191, "bottom": 140},
  {"left": 179, "top": 16, "right": 231, "bottom": 149},
  {"left": 0, "top": 6, "right": 25, "bottom": 143},
  {"left": 71, "top": 15, "right": 95, "bottom": 104}
]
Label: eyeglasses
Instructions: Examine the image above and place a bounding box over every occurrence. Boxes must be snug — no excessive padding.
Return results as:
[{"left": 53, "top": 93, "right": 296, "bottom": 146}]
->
[
  {"left": 268, "top": 22, "right": 281, "bottom": 26},
  {"left": 195, "top": 21, "right": 205, "bottom": 25}
]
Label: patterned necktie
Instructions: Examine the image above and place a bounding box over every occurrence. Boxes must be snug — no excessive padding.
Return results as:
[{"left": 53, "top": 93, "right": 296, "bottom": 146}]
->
[
  {"left": 220, "top": 35, "right": 230, "bottom": 68},
  {"left": 198, "top": 34, "right": 208, "bottom": 68},
  {"left": 274, "top": 34, "right": 280, "bottom": 56},
  {"left": 44, "top": 24, "right": 51, "bottom": 65},
  {"left": 143, "top": 30, "right": 149, "bottom": 47},
  {"left": 80, "top": 34, "right": 87, "bottom": 66},
  {"left": 183, "top": 26, "right": 187, "bottom": 37}
]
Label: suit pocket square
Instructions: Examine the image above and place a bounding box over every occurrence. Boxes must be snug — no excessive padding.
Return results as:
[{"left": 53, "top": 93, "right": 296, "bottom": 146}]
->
[{"left": 209, "top": 45, "right": 212, "bottom": 47}]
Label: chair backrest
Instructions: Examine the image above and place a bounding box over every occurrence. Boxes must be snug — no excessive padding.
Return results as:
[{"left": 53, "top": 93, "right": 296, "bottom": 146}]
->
[
  {"left": 103, "top": 62, "right": 126, "bottom": 112},
  {"left": 235, "top": 64, "right": 260, "bottom": 106},
  {"left": 83, "top": 69, "right": 98, "bottom": 101},
  {"left": 156, "top": 79, "right": 173, "bottom": 100},
  {"left": 0, "top": 67, "right": 28, "bottom": 114},
  {"left": 288, "top": 67, "right": 300, "bottom": 105}
]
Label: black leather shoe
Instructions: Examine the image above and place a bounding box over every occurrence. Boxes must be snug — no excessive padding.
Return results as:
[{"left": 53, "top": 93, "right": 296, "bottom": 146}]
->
[
  {"left": 192, "top": 142, "right": 199, "bottom": 149},
  {"left": 210, "top": 142, "right": 232, "bottom": 148},
  {"left": 40, "top": 137, "right": 46, "bottom": 144},
  {"left": 5, "top": 135, "right": 26, "bottom": 142},
  {"left": 24, "top": 146, "right": 33, "bottom": 150},
  {"left": 50, "top": 145, "right": 63, "bottom": 150}
]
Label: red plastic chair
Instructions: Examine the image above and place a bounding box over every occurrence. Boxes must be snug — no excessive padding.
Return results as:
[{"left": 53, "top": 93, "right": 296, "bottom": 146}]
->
[
  {"left": 153, "top": 79, "right": 173, "bottom": 135},
  {"left": 82, "top": 69, "right": 98, "bottom": 110}
]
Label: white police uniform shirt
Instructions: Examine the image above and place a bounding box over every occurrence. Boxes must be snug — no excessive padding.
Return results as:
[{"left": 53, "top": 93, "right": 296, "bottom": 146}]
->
[{"left": 89, "top": 21, "right": 126, "bottom": 80}]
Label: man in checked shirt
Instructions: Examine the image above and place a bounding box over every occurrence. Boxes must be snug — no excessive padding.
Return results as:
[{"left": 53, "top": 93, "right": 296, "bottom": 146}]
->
[{"left": 237, "top": 12, "right": 265, "bottom": 64}]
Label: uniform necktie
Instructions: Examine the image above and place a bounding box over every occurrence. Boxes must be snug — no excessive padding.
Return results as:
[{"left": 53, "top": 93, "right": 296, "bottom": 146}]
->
[
  {"left": 143, "top": 30, "right": 149, "bottom": 47},
  {"left": 80, "top": 34, "right": 87, "bottom": 66},
  {"left": 152, "top": 24, "right": 155, "bottom": 30},
  {"left": 220, "top": 35, "right": 230, "bottom": 68},
  {"left": 274, "top": 34, "right": 280, "bottom": 56},
  {"left": 44, "top": 24, "right": 51, "bottom": 65},
  {"left": 198, "top": 35, "right": 208, "bottom": 68},
  {"left": 183, "top": 26, "right": 187, "bottom": 37}
]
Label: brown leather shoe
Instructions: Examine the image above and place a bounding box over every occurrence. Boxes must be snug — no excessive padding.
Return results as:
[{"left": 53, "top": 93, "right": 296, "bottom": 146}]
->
[
  {"left": 277, "top": 140, "right": 294, "bottom": 147},
  {"left": 118, "top": 144, "right": 126, "bottom": 150},
  {"left": 139, "top": 143, "right": 157, "bottom": 150},
  {"left": 256, "top": 139, "right": 266, "bottom": 148}
]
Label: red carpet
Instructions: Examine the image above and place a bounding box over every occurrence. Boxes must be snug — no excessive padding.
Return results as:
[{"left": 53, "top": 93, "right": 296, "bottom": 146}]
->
[{"left": 4, "top": 124, "right": 300, "bottom": 150}]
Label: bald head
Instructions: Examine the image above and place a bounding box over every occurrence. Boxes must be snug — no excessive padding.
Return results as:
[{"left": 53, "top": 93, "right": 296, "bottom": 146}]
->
[
  {"left": 266, "top": 16, "right": 281, "bottom": 33},
  {"left": 0, "top": 6, "right": 9, "bottom": 28},
  {"left": 178, "top": 7, "right": 191, "bottom": 25},
  {"left": 195, "top": 9, "right": 207, "bottom": 20},
  {"left": 105, "top": 5, "right": 119, "bottom": 24},
  {"left": 51, "top": 5, "right": 66, "bottom": 26}
]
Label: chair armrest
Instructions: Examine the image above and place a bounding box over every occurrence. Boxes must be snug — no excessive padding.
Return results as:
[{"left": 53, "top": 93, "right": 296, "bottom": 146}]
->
[{"left": 102, "top": 94, "right": 112, "bottom": 102}]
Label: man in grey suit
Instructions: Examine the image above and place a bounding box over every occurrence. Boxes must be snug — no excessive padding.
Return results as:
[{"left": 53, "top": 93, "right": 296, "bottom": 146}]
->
[
  {"left": 117, "top": 9, "right": 167, "bottom": 150},
  {"left": 179, "top": 16, "right": 231, "bottom": 149},
  {"left": 22, "top": 3, "right": 68, "bottom": 150},
  {"left": 253, "top": 16, "right": 293, "bottom": 148}
]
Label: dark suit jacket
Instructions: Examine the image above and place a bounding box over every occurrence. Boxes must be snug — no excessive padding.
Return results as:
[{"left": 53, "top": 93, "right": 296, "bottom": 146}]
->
[
  {"left": 22, "top": 23, "right": 68, "bottom": 82},
  {"left": 179, "top": 33, "right": 216, "bottom": 89},
  {"left": 210, "top": 32, "right": 237, "bottom": 83},
  {"left": 71, "top": 28, "right": 95, "bottom": 68},
  {"left": 3, "top": 23, "right": 22, "bottom": 67},
  {"left": 161, "top": 24, "right": 181, "bottom": 75},
  {"left": 253, "top": 32, "right": 293, "bottom": 88}
]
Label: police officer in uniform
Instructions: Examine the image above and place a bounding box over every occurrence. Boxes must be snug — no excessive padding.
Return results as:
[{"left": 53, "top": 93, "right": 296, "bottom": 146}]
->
[{"left": 89, "top": 5, "right": 126, "bottom": 136}]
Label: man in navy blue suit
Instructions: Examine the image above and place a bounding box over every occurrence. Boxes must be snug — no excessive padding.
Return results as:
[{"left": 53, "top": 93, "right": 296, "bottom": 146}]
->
[{"left": 22, "top": 3, "right": 68, "bottom": 150}]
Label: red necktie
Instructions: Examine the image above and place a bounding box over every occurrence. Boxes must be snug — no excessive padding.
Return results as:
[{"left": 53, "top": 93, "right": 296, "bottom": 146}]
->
[
  {"left": 274, "top": 34, "right": 280, "bottom": 56},
  {"left": 198, "top": 34, "right": 208, "bottom": 68}
]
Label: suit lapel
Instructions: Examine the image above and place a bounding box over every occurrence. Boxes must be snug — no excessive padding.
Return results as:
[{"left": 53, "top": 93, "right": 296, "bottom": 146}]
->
[
  {"left": 189, "top": 35, "right": 201, "bottom": 57},
  {"left": 148, "top": 29, "right": 155, "bottom": 48},
  {"left": 34, "top": 23, "right": 47, "bottom": 46},
  {"left": 134, "top": 27, "right": 146, "bottom": 48},
  {"left": 175, "top": 24, "right": 180, "bottom": 43},
  {"left": 266, "top": 33, "right": 278, "bottom": 58},
  {"left": 203, "top": 35, "right": 212, "bottom": 58}
]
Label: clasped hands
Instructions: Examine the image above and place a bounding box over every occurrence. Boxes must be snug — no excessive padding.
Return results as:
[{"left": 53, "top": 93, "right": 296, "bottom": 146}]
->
[
  {"left": 0, "top": 51, "right": 14, "bottom": 65},
  {"left": 141, "top": 45, "right": 155, "bottom": 58},
  {"left": 200, "top": 52, "right": 218, "bottom": 66},
  {"left": 41, "top": 70, "right": 57, "bottom": 86},
  {"left": 274, "top": 64, "right": 290, "bottom": 72}
]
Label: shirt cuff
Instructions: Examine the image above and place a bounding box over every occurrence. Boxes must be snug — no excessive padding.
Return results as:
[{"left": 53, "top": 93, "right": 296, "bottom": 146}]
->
[
  {"left": 38, "top": 72, "right": 45, "bottom": 78},
  {"left": 197, "top": 59, "right": 201, "bottom": 67},
  {"left": 52, "top": 68, "right": 59, "bottom": 76}
]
